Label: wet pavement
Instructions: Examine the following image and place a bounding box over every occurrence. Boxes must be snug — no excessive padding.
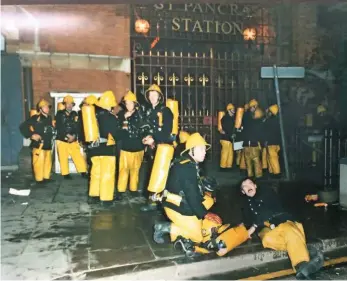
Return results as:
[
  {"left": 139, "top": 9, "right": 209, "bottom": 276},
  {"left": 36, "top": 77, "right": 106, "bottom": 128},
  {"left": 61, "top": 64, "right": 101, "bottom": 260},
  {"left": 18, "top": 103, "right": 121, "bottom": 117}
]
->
[{"left": 1, "top": 163, "right": 347, "bottom": 280}]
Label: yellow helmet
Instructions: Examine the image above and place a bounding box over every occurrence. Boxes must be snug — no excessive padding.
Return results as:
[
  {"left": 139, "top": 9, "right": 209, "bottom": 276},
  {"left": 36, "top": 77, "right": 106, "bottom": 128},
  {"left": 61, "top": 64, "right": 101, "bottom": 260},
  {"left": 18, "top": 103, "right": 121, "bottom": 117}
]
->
[
  {"left": 63, "top": 95, "right": 75, "bottom": 105},
  {"left": 317, "top": 105, "right": 326, "bottom": 114},
  {"left": 57, "top": 102, "right": 65, "bottom": 111},
  {"left": 37, "top": 99, "right": 50, "bottom": 109},
  {"left": 84, "top": 95, "right": 98, "bottom": 105},
  {"left": 179, "top": 131, "right": 190, "bottom": 144},
  {"left": 30, "top": 109, "right": 38, "bottom": 117},
  {"left": 97, "top": 90, "right": 117, "bottom": 110},
  {"left": 226, "top": 103, "right": 235, "bottom": 111},
  {"left": 268, "top": 104, "right": 279, "bottom": 116},
  {"left": 123, "top": 91, "right": 138, "bottom": 103},
  {"left": 253, "top": 108, "right": 264, "bottom": 119},
  {"left": 181, "top": 132, "right": 211, "bottom": 155},
  {"left": 249, "top": 99, "right": 258, "bottom": 108},
  {"left": 244, "top": 103, "right": 250, "bottom": 111},
  {"left": 145, "top": 84, "right": 164, "bottom": 103}
]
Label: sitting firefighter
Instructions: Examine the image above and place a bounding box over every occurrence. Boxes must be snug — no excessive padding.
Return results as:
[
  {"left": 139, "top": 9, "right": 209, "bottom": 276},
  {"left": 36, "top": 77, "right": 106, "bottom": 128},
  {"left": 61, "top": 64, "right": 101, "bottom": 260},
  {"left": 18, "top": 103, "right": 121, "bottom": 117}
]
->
[
  {"left": 140, "top": 84, "right": 174, "bottom": 212},
  {"left": 262, "top": 104, "right": 281, "bottom": 178},
  {"left": 153, "top": 133, "right": 249, "bottom": 257},
  {"left": 86, "top": 91, "right": 123, "bottom": 207},
  {"left": 116, "top": 91, "right": 145, "bottom": 200},
  {"left": 19, "top": 99, "right": 56, "bottom": 185},
  {"left": 55, "top": 95, "right": 87, "bottom": 179},
  {"left": 220, "top": 103, "right": 236, "bottom": 170},
  {"left": 241, "top": 178, "right": 324, "bottom": 280}
]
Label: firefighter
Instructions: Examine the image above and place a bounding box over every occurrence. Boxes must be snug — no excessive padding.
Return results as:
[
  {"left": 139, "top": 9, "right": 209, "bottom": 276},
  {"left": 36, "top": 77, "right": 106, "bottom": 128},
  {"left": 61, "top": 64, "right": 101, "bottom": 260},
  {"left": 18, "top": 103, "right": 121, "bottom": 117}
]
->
[
  {"left": 153, "top": 133, "right": 249, "bottom": 257},
  {"left": 241, "top": 178, "right": 324, "bottom": 279},
  {"left": 55, "top": 95, "right": 87, "bottom": 179},
  {"left": 19, "top": 99, "right": 55, "bottom": 184},
  {"left": 87, "top": 91, "right": 123, "bottom": 206},
  {"left": 242, "top": 99, "right": 264, "bottom": 178},
  {"left": 116, "top": 91, "right": 145, "bottom": 200},
  {"left": 219, "top": 103, "right": 236, "bottom": 170},
  {"left": 140, "top": 84, "right": 174, "bottom": 212},
  {"left": 263, "top": 104, "right": 281, "bottom": 177},
  {"left": 237, "top": 103, "right": 249, "bottom": 171}
]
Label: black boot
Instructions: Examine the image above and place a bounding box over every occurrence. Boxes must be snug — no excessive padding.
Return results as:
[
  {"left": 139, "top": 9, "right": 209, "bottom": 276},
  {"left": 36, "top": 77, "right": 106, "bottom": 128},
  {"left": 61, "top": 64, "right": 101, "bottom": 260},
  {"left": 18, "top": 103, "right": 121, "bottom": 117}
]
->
[
  {"left": 114, "top": 193, "right": 124, "bottom": 201},
  {"left": 140, "top": 203, "right": 157, "bottom": 212},
  {"left": 43, "top": 178, "right": 55, "bottom": 183},
  {"left": 100, "top": 200, "right": 115, "bottom": 207},
  {"left": 64, "top": 174, "right": 72, "bottom": 180},
  {"left": 153, "top": 222, "right": 171, "bottom": 244},
  {"left": 87, "top": 197, "right": 99, "bottom": 204},
  {"left": 35, "top": 180, "right": 46, "bottom": 187},
  {"left": 295, "top": 246, "right": 324, "bottom": 280},
  {"left": 81, "top": 172, "right": 88, "bottom": 179},
  {"left": 129, "top": 191, "right": 140, "bottom": 198}
]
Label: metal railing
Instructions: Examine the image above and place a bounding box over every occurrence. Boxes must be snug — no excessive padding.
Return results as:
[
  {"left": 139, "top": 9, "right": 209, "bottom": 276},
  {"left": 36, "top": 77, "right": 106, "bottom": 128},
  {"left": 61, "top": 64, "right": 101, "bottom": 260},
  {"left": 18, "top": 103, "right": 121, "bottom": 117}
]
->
[{"left": 288, "top": 128, "right": 347, "bottom": 188}]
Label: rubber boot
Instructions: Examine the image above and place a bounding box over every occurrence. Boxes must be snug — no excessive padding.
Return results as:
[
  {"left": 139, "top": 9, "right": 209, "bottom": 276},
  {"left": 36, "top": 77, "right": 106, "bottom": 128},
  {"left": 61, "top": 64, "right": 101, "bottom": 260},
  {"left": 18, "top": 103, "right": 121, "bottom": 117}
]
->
[
  {"left": 295, "top": 246, "right": 324, "bottom": 280},
  {"left": 140, "top": 198, "right": 158, "bottom": 212},
  {"left": 81, "top": 172, "right": 88, "bottom": 179},
  {"left": 43, "top": 179, "right": 55, "bottom": 183},
  {"left": 35, "top": 181, "right": 46, "bottom": 187},
  {"left": 153, "top": 222, "right": 171, "bottom": 244},
  {"left": 129, "top": 191, "right": 140, "bottom": 198},
  {"left": 64, "top": 174, "right": 72, "bottom": 180},
  {"left": 114, "top": 193, "right": 124, "bottom": 201},
  {"left": 100, "top": 200, "right": 115, "bottom": 208}
]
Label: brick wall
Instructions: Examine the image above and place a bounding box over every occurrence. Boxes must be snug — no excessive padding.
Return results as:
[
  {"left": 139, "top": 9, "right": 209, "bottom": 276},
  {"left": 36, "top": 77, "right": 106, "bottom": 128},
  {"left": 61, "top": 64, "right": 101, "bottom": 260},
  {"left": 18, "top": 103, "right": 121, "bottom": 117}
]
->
[
  {"left": 32, "top": 68, "right": 130, "bottom": 105},
  {"left": 2, "top": 4, "right": 131, "bottom": 111}
]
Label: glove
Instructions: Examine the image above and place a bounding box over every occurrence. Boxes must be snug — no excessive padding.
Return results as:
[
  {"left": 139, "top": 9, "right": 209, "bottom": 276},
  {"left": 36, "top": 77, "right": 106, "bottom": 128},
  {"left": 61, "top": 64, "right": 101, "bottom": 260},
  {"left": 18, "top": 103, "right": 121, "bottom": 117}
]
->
[{"left": 205, "top": 212, "right": 222, "bottom": 225}]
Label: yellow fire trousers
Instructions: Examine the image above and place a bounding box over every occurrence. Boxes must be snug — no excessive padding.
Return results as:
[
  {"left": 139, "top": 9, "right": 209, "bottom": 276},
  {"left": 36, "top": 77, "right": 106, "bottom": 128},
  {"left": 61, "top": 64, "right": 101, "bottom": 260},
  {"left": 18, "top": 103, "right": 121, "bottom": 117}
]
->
[
  {"left": 56, "top": 140, "right": 87, "bottom": 175},
  {"left": 266, "top": 145, "right": 281, "bottom": 174},
  {"left": 239, "top": 150, "right": 246, "bottom": 170},
  {"left": 164, "top": 207, "right": 204, "bottom": 243},
  {"left": 262, "top": 148, "right": 268, "bottom": 169},
  {"left": 236, "top": 150, "right": 241, "bottom": 166},
  {"left": 244, "top": 146, "right": 263, "bottom": 178},
  {"left": 220, "top": 140, "right": 233, "bottom": 168},
  {"left": 259, "top": 221, "right": 310, "bottom": 268},
  {"left": 32, "top": 148, "right": 52, "bottom": 182},
  {"left": 164, "top": 194, "right": 214, "bottom": 243},
  {"left": 89, "top": 156, "right": 116, "bottom": 201},
  {"left": 118, "top": 150, "right": 144, "bottom": 192}
]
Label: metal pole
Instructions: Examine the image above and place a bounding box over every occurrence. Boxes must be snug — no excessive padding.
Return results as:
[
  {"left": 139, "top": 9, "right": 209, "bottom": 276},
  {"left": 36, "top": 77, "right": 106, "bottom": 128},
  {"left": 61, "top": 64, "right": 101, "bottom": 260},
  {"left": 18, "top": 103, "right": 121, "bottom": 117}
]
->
[
  {"left": 329, "top": 129, "right": 333, "bottom": 186},
  {"left": 324, "top": 129, "right": 328, "bottom": 188},
  {"left": 272, "top": 65, "right": 290, "bottom": 180}
]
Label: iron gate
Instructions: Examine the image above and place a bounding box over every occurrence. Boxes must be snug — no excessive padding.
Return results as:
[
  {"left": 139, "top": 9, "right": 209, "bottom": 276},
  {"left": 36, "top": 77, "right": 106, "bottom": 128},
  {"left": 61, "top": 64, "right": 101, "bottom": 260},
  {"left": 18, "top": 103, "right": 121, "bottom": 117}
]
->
[{"left": 133, "top": 49, "right": 275, "bottom": 159}]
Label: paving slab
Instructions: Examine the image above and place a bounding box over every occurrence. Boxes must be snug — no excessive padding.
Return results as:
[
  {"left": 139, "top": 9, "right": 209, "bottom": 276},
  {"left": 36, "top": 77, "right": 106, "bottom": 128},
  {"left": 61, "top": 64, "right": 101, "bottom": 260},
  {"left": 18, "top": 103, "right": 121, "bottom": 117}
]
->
[{"left": 1, "top": 165, "right": 347, "bottom": 280}]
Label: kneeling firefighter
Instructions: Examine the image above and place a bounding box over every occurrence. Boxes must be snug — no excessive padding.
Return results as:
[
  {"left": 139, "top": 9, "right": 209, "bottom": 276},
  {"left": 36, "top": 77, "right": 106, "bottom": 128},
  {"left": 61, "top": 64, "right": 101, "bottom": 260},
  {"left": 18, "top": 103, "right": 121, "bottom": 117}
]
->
[
  {"left": 153, "top": 133, "right": 249, "bottom": 257},
  {"left": 116, "top": 91, "right": 145, "bottom": 200},
  {"left": 83, "top": 91, "right": 123, "bottom": 207}
]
